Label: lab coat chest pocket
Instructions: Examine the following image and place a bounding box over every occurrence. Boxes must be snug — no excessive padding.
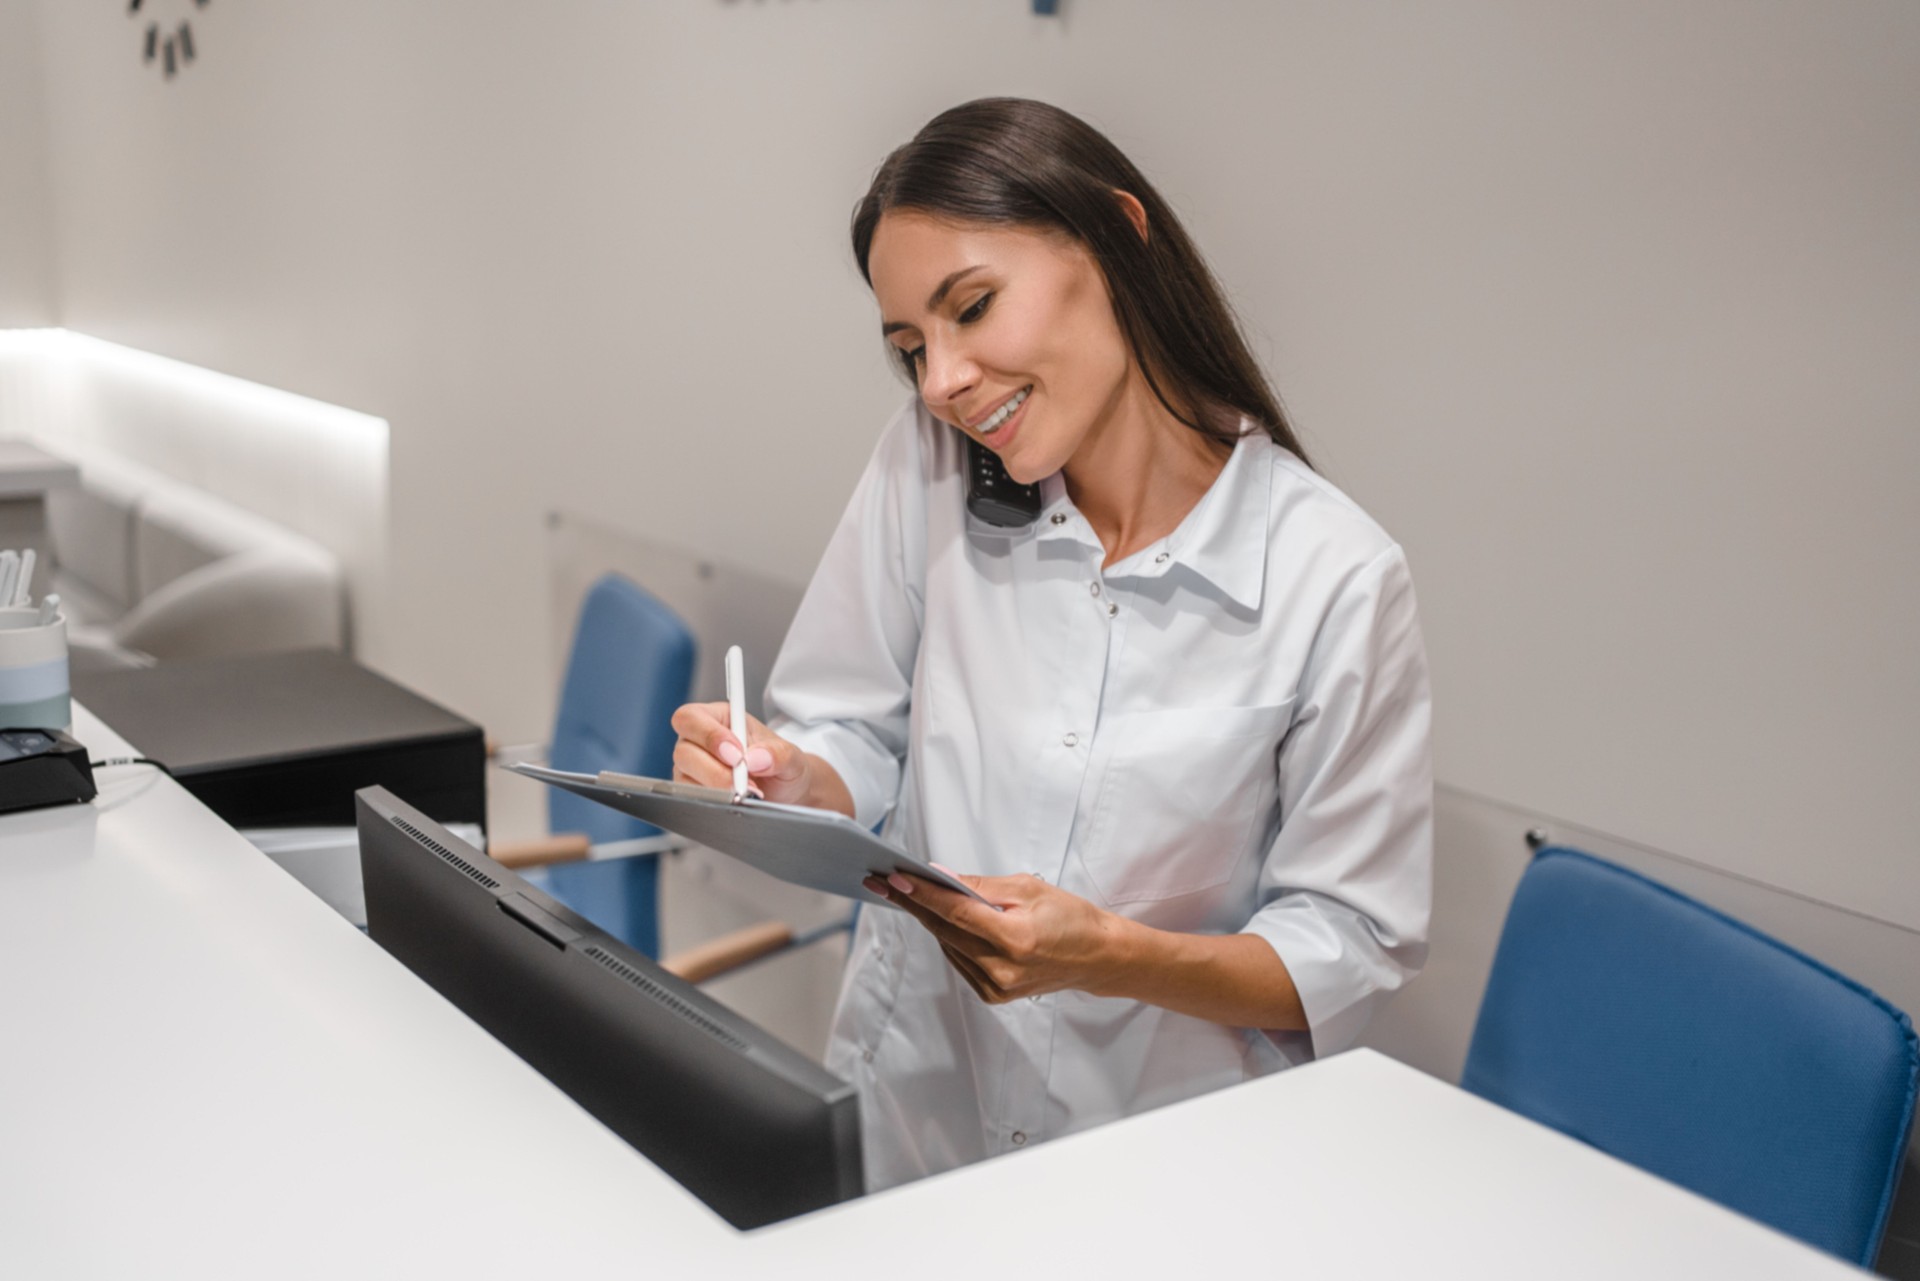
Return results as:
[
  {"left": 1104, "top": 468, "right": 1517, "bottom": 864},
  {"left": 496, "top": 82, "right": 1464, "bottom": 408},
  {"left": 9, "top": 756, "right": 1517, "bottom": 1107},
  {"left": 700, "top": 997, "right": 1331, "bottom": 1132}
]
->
[{"left": 1077, "top": 700, "right": 1294, "bottom": 905}]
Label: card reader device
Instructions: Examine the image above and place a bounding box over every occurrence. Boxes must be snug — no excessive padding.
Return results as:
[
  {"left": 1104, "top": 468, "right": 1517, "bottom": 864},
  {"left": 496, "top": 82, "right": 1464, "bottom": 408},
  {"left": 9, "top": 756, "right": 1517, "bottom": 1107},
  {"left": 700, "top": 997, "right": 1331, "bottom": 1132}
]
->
[{"left": 0, "top": 728, "right": 97, "bottom": 815}]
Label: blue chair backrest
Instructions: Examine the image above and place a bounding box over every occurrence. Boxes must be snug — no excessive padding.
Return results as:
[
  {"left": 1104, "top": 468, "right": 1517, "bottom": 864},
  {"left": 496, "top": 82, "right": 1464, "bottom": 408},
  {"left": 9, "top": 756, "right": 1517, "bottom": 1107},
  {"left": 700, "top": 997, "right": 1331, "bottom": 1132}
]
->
[
  {"left": 547, "top": 573, "right": 695, "bottom": 845},
  {"left": 540, "top": 575, "right": 696, "bottom": 958},
  {"left": 1463, "top": 846, "right": 1917, "bottom": 1265}
]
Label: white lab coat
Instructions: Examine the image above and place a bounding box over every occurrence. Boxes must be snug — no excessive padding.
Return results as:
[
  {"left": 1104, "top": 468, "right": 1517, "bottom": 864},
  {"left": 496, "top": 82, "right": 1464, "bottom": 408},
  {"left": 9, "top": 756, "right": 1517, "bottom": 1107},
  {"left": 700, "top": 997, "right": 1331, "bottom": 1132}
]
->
[{"left": 766, "top": 399, "right": 1433, "bottom": 1192}]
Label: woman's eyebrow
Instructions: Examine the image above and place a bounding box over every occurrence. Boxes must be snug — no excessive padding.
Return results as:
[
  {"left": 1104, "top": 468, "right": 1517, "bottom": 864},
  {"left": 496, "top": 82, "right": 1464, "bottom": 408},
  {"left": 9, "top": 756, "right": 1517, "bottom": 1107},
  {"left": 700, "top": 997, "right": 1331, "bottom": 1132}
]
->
[
  {"left": 926, "top": 264, "right": 986, "bottom": 310},
  {"left": 880, "top": 265, "right": 988, "bottom": 337}
]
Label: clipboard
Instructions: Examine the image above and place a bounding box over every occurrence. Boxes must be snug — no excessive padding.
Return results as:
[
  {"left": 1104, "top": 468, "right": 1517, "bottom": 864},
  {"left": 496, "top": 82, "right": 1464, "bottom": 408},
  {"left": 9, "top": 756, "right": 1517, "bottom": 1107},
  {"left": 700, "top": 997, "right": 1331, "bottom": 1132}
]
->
[{"left": 507, "top": 763, "right": 991, "bottom": 909}]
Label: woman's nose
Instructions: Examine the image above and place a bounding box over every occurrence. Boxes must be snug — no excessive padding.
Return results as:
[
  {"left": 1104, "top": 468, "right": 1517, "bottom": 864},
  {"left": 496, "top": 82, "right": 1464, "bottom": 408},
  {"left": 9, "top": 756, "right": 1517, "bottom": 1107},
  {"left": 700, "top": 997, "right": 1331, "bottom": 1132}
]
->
[{"left": 918, "top": 340, "right": 977, "bottom": 411}]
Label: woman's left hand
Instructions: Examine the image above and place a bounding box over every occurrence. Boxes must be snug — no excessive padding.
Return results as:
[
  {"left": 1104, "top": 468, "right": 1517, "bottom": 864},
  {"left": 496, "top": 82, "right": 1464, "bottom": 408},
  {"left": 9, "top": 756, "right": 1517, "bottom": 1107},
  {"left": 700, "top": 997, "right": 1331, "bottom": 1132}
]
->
[{"left": 862, "top": 869, "right": 1131, "bottom": 1004}]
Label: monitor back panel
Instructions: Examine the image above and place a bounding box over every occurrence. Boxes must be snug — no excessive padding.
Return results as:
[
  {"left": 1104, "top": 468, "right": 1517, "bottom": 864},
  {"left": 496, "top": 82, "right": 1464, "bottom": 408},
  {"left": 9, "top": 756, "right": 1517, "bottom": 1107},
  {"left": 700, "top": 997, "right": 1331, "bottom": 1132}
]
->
[{"left": 356, "top": 788, "right": 861, "bottom": 1229}]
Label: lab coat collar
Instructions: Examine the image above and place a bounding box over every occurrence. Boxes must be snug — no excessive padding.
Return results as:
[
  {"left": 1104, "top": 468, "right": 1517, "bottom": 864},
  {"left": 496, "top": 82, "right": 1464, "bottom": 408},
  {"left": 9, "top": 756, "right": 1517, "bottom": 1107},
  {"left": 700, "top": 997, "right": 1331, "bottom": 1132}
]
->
[
  {"left": 1034, "top": 427, "right": 1273, "bottom": 612},
  {"left": 1154, "top": 429, "right": 1271, "bottom": 611}
]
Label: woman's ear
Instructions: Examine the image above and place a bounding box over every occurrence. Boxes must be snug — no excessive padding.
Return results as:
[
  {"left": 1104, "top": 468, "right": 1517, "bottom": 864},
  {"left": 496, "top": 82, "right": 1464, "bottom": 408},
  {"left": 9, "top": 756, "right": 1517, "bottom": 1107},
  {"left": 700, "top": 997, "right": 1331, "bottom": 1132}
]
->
[{"left": 1113, "top": 189, "right": 1149, "bottom": 244}]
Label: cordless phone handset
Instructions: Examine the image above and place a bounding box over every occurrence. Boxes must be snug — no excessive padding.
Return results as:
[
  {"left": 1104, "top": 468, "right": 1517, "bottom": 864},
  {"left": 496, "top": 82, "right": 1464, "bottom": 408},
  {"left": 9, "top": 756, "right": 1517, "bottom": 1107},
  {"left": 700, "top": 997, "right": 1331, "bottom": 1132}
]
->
[{"left": 964, "top": 437, "right": 1043, "bottom": 528}]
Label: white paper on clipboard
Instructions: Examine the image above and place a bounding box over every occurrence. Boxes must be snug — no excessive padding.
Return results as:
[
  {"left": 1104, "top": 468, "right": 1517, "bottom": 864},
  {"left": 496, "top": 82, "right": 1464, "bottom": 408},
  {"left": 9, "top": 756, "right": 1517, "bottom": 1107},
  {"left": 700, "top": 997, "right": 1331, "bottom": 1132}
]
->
[{"left": 506, "top": 762, "right": 993, "bottom": 909}]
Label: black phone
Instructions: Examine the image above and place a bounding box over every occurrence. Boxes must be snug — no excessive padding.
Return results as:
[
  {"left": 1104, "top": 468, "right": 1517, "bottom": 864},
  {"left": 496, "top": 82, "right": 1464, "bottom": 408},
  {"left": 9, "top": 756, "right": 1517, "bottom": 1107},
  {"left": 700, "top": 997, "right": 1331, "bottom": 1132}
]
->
[{"left": 965, "top": 438, "right": 1043, "bottom": 528}]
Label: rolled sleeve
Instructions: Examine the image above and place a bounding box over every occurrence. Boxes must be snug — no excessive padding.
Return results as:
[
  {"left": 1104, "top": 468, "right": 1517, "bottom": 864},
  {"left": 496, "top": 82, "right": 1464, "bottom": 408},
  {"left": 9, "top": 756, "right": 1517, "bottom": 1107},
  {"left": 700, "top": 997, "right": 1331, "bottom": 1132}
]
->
[
  {"left": 1240, "top": 544, "right": 1434, "bottom": 1058},
  {"left": 764, "top": 402, "right": 928, "bottom": 831}
]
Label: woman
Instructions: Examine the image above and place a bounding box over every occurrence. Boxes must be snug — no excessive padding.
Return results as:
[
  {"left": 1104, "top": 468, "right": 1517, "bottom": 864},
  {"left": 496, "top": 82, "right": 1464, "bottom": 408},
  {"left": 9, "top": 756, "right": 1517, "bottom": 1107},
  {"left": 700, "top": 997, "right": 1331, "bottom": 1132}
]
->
[{"left": 673, "top": 98, "right": 1432, "bottom": 1191}]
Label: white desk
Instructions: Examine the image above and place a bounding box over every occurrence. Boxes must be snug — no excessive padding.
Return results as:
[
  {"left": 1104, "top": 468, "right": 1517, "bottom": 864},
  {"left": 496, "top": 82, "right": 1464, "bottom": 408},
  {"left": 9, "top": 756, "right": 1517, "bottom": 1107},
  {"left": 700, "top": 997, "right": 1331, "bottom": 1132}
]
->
[{"left": 0, "top": 707, "right": 1863, "bottom": 1279}]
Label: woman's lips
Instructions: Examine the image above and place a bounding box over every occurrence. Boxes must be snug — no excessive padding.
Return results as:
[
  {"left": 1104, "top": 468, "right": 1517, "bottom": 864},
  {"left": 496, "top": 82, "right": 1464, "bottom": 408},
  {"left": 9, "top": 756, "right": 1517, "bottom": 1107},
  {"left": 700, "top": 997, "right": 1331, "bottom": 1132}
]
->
[
  {"left": 979, "top": 387, "right": 1030, "bottom": 456},
  {"left": 968, "top": 385, "right": 1026, "bottom": 431}
]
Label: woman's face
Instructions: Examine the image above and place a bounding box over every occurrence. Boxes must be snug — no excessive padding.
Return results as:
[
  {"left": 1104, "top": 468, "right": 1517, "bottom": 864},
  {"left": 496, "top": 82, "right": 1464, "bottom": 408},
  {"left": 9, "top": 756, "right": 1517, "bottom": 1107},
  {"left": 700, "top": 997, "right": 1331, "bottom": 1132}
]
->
[{"left": 867, "top": 211, "right": 1135, "bottom": 485}]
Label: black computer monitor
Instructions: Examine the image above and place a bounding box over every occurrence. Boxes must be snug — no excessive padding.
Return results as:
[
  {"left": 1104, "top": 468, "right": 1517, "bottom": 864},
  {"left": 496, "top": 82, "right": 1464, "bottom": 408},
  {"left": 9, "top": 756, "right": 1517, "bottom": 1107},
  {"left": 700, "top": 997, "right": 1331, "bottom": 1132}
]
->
[{"left": 354, "top": 786, "right": 862, "bottom": 1229}]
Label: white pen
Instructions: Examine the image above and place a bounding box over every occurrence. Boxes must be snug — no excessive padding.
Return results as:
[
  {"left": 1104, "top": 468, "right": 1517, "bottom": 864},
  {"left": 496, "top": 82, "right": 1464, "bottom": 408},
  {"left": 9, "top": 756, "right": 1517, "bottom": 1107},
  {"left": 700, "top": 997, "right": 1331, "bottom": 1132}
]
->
[
  {"left": 37, "top": 593, "right": 59, "bottom": 627},
  {"left": 14, "top": 549, "right": 33, "bottom": 607},
  {"left": 725, "top": 644, "right": 750, "bottom": 801},
  {"left": 0, "top": 551, "right": 16, "bottom": 610}
]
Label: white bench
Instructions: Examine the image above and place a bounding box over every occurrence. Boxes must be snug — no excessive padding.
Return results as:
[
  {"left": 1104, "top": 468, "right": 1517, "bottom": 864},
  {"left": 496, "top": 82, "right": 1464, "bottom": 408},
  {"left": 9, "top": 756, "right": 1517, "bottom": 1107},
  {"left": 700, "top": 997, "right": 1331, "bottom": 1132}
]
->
[{"left": 47, "top": 449, "right": 345, "bottom": 672}]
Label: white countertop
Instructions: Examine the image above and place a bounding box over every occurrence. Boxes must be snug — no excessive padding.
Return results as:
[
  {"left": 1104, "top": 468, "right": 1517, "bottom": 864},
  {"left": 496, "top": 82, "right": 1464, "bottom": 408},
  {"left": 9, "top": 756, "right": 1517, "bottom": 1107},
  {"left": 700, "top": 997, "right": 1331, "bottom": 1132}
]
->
[{"left": 0, "top": 706, "right": 1861, "bottom": 1279}]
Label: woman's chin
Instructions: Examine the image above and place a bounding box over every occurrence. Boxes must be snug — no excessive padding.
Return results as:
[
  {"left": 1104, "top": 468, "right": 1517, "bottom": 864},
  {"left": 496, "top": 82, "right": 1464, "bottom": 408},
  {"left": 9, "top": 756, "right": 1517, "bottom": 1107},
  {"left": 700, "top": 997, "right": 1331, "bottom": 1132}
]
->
[{"left": 1003, "top": 456, "right": 1049, "bottom": 486}]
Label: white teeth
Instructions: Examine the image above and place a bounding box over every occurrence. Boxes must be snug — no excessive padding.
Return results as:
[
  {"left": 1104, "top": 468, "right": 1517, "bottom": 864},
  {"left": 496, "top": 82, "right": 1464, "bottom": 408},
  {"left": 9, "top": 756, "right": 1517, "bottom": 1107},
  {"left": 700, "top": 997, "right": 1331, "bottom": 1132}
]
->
[{"left": 980, "top": 387, "right": 1029, "bottom": 435}]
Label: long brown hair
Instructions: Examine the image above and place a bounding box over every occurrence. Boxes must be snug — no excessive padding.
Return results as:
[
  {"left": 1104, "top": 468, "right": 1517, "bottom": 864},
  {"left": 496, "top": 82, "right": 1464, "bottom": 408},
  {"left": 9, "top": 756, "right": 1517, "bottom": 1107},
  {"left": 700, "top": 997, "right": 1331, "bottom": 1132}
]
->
[{"left": 851, "top": 97, "right": 1307, "bottom": 466}]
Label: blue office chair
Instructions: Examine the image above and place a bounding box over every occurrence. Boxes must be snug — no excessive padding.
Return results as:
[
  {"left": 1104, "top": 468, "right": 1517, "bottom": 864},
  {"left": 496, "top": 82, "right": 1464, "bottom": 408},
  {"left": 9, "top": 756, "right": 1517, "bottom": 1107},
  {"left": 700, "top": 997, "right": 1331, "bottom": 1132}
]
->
[
  {"left": 492, "top": 572, "right": 694, "bottom": 958},
  {"left": 491, "top": 571, "right": 831, "bottom": 981},
  {"left": 1462, "top": 845, "right": 1918, "bottom": 1266}
]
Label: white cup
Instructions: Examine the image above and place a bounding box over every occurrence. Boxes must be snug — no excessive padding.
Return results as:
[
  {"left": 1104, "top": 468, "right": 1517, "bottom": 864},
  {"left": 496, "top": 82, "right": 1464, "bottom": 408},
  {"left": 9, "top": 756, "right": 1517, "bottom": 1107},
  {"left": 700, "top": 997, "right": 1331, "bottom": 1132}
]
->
[{"left": 0, "top": 606, "right": 70, "bottom": 732}]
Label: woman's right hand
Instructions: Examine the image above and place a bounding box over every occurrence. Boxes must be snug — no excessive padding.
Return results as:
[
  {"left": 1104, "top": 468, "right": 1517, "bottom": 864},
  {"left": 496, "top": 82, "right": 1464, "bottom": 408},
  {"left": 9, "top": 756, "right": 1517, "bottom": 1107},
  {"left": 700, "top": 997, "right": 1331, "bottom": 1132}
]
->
[{"left": 668, "top": 702, "right": 820, "bottom": 808}]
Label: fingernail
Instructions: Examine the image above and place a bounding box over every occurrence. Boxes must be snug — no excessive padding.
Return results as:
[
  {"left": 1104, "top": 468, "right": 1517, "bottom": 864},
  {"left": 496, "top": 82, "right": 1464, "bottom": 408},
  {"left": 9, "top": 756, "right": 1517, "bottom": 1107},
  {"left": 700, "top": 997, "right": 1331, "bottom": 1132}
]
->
[
  {"left": 864, "top": 877, "right": 890, "bottom": 898},
  {"left": 745, "top": 747, "right": 773, "bottom": 773},
  {"left": 887, "top": 872, "right": 915, "bottom": 895},
  {"left": 716, "top": 741, "right": 743, "bottom": 767}
]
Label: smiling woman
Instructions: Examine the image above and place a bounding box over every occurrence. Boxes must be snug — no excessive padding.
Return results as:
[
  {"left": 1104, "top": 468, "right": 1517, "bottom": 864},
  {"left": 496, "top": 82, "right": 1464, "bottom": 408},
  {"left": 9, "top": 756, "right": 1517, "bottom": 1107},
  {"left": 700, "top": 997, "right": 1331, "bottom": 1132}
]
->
[
  {"left": 670, "top": 98, "right": 1434, "bottom": 1193},
  {"left": 856, "top": 99, "right": 1301, "bottom": 464},
  {"left": 869, "top": 216, "right": 1139, "bottom": 495}
]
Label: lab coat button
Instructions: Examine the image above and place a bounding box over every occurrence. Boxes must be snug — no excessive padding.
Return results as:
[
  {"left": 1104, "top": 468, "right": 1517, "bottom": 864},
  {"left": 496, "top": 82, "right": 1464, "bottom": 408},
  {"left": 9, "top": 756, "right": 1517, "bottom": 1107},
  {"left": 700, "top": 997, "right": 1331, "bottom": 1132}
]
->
[
  {"left": 1088, "top": 582, "right": 1100, "bottom": 597},
  {"left": 1011, "top": 1131, "right": 1028, "bottom": 1146},
  {"left": 1154, "top": 552, "right": 1170, "bottom": 564},
  {"left": 1106, "top": 603, "right": 1118, "bottom": 618},
  {"left": 1050, "top": 512, "right": 1068, "bottom": 526},
  {"left": 1062, "top": 732, "right": 1078, "bottom": 748}
]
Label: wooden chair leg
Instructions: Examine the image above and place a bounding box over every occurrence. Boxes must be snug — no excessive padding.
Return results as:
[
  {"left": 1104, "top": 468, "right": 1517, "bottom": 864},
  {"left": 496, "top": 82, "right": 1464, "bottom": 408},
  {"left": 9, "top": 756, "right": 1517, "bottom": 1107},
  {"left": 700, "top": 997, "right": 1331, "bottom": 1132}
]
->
[
  {"left": 659, "top": 921, "right": 795, "bottom": 984},
  {"left": 488, "top": 831, "right": 592, "bottom": 869}
]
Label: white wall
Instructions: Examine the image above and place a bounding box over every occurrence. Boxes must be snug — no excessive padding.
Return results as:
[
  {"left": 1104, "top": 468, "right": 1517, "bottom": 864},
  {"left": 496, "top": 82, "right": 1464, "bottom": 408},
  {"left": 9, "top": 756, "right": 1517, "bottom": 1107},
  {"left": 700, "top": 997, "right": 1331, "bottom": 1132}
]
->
[
  {"left": 0, "top": 0, "right": 54, "bottom": 326},
  {"left": 25, "top": 2, "right": 1920, "bottom": 940}
]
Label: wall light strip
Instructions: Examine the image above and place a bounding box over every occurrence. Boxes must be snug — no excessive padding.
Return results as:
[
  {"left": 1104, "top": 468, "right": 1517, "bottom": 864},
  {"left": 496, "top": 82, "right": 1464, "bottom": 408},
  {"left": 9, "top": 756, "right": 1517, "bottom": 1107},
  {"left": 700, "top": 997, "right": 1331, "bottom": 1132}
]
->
[{"left": 0, "top": 327, "right": 388, "bottom": 451}]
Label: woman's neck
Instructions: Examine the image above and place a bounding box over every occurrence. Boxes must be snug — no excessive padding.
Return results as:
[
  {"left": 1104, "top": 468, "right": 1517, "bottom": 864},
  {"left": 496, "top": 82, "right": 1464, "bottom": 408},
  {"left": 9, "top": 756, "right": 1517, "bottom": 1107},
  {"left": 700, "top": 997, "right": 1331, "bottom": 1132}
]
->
[{"left": 1063, "top": 378, "right": 1231, "bottom": 568}]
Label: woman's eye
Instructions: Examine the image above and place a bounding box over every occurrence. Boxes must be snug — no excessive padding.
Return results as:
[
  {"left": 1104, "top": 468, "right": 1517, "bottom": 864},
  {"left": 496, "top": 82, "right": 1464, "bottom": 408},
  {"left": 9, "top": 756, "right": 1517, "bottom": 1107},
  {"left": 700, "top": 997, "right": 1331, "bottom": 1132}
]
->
[{"left": 958, "top": 292, "right": 993, "bottom": 324}]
